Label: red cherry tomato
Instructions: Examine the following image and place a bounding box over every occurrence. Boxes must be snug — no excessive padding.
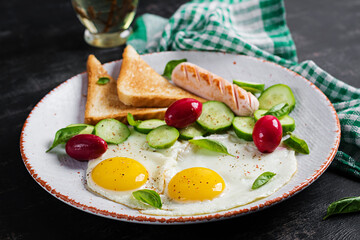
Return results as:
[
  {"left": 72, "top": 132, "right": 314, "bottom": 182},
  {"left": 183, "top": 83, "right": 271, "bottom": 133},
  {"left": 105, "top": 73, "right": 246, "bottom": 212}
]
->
[
  {"left": 252, "top": 115, "right": 282, "bottom": 153},
  {"left": 65, "top": 134, "right": 108, "bottom": 161},
  {"left": 165, "top": 98, "right": 202, "bottom": 128}
]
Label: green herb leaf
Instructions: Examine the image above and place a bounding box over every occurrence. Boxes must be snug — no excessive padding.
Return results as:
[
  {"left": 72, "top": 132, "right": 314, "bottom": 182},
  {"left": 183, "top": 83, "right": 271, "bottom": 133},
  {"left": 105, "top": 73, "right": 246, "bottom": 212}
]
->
[
  {"left": 127, "top": 113, "right": 142, "bottom": 127},
  {"left": 233, "top": 80, "right": 265, "bottom": 94},
  {"left": 96, "top": 77, "right": 110, "bottom": 85},
  {"left": 252, "top": 172, "right": 276, "bottom": 190},
  {"left": 66, "top": 124, "right": 94, "bottom": 134},
  {"left": 323, "top": 196, "right": 360, "bottom": 220},
  {"left": 46, "top": 126, "right": 87, "bottom": 152},
  {"left": 189, "top": 139, "right": 234, "bottom": 157},
  {"left": 264, "top": 103, "right": 290, "bottom": 118},
  {"left": 283, "top": 133, "right": 310, "bottom": 154},
  {"left": 132, "top": 189, "right": 162, "bottom": 209},
  {"left": 162, "top": 59, "right": 187, "bottom": 79}
]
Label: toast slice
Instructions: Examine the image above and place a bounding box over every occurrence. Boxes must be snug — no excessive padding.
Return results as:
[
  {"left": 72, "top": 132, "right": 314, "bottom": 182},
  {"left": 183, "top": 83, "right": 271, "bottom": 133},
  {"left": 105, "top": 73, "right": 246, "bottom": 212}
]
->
[
  {"left": 117, "top": 45, "right": 206, "bottom": 107},
  {"left": 84, "top": 55, "right": 167, "bottom": 125}
]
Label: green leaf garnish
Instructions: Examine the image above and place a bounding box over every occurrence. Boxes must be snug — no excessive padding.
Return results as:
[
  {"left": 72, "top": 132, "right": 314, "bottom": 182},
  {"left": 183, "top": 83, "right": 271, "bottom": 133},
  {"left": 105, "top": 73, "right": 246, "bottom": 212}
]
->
[
  {"left": 323, "top": 196, "right": 360, "bottom": 220},
  {"left": 252, "top": 172, "right": 276, "bottom": 190},
  {"left": 96, "top": 77, "right": 110, "bottom": 85},
  {"left": 162, "top": 59, "right": 187, "bottom": 79},
  {"left": 264, "top": 103, "right": 290, "bottom": 118},
  {"left": 233, "top": 80, "right": 265, "bottom": 94},
  {"left": 66, "top": 124, "right": 94, "bottom": 134},
  {"left": 132, "top": 189, "right": 162, "bottom": 209},
  {"left": 283, "top": 133, "right": 310, "bottom": 154},
  {"left": 46, "top": 126, "right": 87, "bottom": 152},
  {"left": 189, "top": 139, "right": 234, "bottom": 157},
  {"left": 127, "top": 113, "right": 141, "bottom": 127}
]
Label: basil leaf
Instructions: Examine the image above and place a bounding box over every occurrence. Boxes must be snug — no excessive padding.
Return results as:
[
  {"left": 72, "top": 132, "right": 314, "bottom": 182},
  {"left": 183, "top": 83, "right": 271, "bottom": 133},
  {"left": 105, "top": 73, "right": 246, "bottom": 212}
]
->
[
  {"left": 264, "top": 103, "right": 290, "bottom": 118},
  {"left": 66, "top": 124, "right": 94, "bottom": 134},
  {"left": 46, "top": 126, "right": 87, "bottom": 152},
  {"left": 162, "top": 58, "right": 187, "bottom": 79},
  {"left": 323, "top": 196, "right": 360, "bottom": 220},
  {"left": 233, "top": 80, "right": 265, "bottom": 94},
  {"left": 252, "top": 172, "right": 276, "bottom": 190},
  {"left": 127, "top": 113, "right": 141, "bottom": 127},
  {"left": 189, "top": 139, "right": 234, "bottom": 157},
  {"left": 283, "top": 133, "right": 310, "bottom": 154},
  {"left": 132, "top": 189, "right": 162, "bottom": 209},
  {"left": 96, "top": 77, "right": 110, "bottom": 85}
]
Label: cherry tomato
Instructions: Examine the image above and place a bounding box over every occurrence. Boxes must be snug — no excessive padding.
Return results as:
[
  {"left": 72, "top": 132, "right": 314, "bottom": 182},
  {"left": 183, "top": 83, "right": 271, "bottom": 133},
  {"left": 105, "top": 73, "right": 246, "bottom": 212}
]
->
[
  {"left": 65, "top": 134, "right": 107, "bottom": 161},
  {"left": 165, "top": 98, "right": 202, "bottom": 128},
  {"left": 252, "top": 115, "right": 282, "bottom": 153}
]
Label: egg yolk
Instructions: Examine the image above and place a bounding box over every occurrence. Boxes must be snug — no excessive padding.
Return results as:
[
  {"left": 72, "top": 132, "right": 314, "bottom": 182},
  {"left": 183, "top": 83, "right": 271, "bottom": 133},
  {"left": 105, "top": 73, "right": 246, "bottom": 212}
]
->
[
  {"left": 91, "top": 157, "right": 148, "bottom": 191},
  {"left": 168, "top": 167, "right": 225, "bottom": 202}
]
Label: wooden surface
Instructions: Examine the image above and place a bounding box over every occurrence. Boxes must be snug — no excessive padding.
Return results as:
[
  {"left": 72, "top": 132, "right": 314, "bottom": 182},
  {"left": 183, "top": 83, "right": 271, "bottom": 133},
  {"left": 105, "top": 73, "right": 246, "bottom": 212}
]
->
[{"left": 1, "top": 0, "right": 359, "bottom": 239}]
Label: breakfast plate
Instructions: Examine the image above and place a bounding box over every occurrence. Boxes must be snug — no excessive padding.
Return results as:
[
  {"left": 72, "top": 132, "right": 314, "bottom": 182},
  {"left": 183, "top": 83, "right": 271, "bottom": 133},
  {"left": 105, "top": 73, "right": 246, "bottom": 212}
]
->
[{"left": 20, "top": 51, "right": 340, "bottom": 224}]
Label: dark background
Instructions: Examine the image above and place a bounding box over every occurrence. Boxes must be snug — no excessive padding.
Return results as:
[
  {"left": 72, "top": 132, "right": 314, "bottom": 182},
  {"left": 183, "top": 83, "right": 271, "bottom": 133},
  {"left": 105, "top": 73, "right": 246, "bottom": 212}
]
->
[{"left": 1, "top": 0, "right": 359, "bottom": 239}]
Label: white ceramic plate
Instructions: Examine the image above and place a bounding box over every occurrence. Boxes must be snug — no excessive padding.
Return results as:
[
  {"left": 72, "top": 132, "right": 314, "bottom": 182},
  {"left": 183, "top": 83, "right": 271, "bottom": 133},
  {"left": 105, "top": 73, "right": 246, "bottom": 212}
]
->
[{"left": 20, "top": 51, "right": 340, "bottom": 224}]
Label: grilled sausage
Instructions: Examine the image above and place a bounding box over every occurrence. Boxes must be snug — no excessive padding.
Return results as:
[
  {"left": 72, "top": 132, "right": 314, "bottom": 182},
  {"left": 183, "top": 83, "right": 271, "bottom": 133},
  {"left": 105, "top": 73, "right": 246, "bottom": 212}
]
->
[{"left": 171, "top": 62, "right": 259, "bottom": 116}]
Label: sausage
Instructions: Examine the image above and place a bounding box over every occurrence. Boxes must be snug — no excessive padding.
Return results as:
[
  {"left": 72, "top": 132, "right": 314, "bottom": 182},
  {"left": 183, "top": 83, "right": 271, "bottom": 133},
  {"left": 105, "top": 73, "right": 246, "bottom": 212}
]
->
[{"left": 171, "top": 62, "right": 259, "bottom": 116}]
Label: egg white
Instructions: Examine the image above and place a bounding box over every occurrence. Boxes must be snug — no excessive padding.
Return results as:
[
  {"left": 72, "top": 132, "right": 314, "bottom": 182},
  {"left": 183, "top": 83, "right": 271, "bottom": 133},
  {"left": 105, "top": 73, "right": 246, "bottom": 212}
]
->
[{"left": 86, "top": 129, "right": 297, "bottom": 216}]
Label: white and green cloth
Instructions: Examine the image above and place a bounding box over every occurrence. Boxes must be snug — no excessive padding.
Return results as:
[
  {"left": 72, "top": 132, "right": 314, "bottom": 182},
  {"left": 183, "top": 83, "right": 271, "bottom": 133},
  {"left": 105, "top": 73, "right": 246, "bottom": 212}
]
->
[{"left": 128, "top": 0, "right": 360, "bottom": 178}]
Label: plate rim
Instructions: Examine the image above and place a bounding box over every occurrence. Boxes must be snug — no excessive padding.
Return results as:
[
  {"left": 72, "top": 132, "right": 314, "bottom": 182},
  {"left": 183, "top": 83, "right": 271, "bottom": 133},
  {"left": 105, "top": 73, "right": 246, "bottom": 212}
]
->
[{"left": 19, "top": 51, "right": 341, "bottom": 224}]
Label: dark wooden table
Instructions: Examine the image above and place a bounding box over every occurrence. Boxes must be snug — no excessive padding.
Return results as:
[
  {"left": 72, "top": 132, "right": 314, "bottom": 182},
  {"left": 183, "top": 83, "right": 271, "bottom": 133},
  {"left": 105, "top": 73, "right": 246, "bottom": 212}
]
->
[{"left": 1, "top": 0, "right": 359, "bottom": 239}]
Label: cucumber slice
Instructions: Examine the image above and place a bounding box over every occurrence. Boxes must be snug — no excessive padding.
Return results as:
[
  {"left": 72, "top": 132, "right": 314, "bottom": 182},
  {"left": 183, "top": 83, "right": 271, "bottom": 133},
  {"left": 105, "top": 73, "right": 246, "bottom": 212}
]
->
[
  {"left": 179, "top": 123, "right": 207, "bottom": 140},
  {"left": 67, "top": 124, "right": 94, "bottom": 134},
  {"left": 258, "top": 84, "right": 296, "bottom": 111},
  {"left": 280, "top": 115, "right": 296, "bottom": 133},
  {"left": 232, "top": 117, "right": 255, "bottom": 141},
  {"left": 254, "top": 110, "right": 267, "bottom": 121},
  {"left": 146, "top": 125, "right": 179, "bottom": 149},
  {"left": 94, "top": 119, "right": 130, "bottom": 144},
  {"left": 253, "top": 110, "right": 295, "bottom": 133},
  {"left": 196, "top": 101, "right": 235, "bottom": 133},
  {"left": 233, "top": 80, "right": 265, "bottom": 94},
  {"left": 135, "top": 119, "right": 166, "bottom": 134}
]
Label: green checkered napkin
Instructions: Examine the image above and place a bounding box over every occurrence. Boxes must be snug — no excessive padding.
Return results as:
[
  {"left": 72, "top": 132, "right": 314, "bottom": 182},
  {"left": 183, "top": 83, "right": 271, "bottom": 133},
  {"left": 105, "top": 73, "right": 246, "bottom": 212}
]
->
[{"left": 128, "top": 0, "right": 360, "bottom": 179}]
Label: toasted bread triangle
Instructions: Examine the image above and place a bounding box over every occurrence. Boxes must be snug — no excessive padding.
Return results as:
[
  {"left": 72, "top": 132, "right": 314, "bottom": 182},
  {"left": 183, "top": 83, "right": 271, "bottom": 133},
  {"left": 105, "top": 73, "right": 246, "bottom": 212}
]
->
[
  {"left": 117, "top": 45, "right": 206, "bottom": 107},
  {"left": 84, "top": 55, "right": 166, "bottom": 125}
]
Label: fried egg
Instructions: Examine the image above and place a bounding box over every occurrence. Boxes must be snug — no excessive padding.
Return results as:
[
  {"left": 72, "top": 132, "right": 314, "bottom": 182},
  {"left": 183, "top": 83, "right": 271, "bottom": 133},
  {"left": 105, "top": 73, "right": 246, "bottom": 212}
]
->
[
  {"left": 86, "top": 128, "right": 186, "bottom": 210},
  {"left": 86, "top": 129, "right": 297, "bottom": 216}
]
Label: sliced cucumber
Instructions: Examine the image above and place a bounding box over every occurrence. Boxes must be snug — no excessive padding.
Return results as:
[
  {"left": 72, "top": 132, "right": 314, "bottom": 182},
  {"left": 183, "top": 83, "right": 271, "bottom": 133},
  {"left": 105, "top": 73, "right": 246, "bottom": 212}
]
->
[
  {"left": 232, "top": 117, "right": 255, "bottom": 141},
  {"left": 94, "top": 119, "right": 130, "bottom": 144},
  {"left": 67, "top": 123, "right": 94, "bottom": 134},
  {"left": 280, "top": 115, "right": 296, "bottom": 133},
  {"left": 196, "top": 101, "right": 235, "bottom": 133},
  {"left": 179, "top": 123, "right": 207, "bottom": 140},
  {"left": 254, "top": 110, "right": 267, "bottom": 121},
  {"left": 258, "top": 84, "right": 296, "bottom": 112},
  {"left": 135, "top": 119, "right": 166, "bottom": 134},
  {"left": 146, "top": 125, "right": 179, "bottom": 149},
  {"left": 254, "top": 110, "right": 295, "bottom": 134},
  {"left": 233, "top": 80, "right": 265, "bottom": 94}
]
